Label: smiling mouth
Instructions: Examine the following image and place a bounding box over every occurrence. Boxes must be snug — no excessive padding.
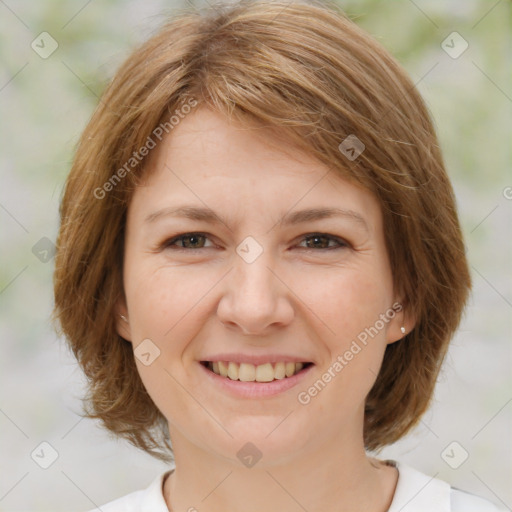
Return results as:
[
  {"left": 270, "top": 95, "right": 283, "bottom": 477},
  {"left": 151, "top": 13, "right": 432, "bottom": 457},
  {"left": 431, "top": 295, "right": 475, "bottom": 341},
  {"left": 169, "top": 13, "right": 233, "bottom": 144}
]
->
[{"left": 201, "top": 361, "right": 313, "bottom": 382}]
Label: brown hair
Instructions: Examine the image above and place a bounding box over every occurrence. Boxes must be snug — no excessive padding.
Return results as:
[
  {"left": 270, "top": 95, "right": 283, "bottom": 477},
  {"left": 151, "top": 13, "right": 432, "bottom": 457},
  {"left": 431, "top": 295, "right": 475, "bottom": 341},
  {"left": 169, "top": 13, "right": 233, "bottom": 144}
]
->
[{"left": 53, "top": 0, "right": 471, "bottom": 461}]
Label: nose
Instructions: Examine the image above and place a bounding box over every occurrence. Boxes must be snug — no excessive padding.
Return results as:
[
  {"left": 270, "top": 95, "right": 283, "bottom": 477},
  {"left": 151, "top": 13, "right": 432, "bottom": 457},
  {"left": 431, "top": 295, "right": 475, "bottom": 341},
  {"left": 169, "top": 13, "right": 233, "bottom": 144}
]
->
[{"left": 217, "top": 250, "right": 294, "bottom": 336}]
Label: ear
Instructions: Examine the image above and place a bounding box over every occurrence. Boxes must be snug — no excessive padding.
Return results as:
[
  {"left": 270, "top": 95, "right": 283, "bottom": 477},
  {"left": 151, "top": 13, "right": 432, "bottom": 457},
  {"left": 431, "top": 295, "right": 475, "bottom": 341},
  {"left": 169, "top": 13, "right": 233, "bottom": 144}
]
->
[
  {"left": 385, "top": 299, "right": 416, "bottom": 345},
  {"left": 114, "top": 296, "right": 133, "bottom": 342}
]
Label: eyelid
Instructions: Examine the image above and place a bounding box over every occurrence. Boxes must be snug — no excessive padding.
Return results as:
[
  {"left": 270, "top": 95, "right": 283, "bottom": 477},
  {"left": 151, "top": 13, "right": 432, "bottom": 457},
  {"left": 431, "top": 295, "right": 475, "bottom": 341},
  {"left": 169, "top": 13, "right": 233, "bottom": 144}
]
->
[
  {"left": 159, "top": 232, "right": 350, "bottom": 252},
  {"left": 296, "top": 233, "right": 350, "bottom": 250},
  {"left": 160, "top": 232, "right": 215, "bottom": 250}
]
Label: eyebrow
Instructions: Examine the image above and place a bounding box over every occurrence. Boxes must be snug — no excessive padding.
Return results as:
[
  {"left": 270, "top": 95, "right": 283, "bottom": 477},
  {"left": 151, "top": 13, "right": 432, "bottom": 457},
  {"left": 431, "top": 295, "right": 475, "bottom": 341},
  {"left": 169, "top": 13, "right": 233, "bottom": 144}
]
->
[{"left": 144, "top": 205, "right": 369, "bottom": 232}]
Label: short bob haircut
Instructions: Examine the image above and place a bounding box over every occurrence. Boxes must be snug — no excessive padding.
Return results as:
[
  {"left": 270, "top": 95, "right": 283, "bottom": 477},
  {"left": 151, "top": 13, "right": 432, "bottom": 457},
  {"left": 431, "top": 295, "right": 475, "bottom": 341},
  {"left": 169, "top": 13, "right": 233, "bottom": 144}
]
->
[{"left": 53, "top": 0, "right": 471, "bottom": 461}]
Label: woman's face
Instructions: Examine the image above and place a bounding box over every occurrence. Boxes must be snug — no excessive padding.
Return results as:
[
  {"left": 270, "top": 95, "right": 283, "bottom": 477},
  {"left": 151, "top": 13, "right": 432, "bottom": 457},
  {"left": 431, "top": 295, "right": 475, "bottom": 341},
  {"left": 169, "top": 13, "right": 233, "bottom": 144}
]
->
[{"left": 117, "top": 107, "right": 406, "bottom": 465}]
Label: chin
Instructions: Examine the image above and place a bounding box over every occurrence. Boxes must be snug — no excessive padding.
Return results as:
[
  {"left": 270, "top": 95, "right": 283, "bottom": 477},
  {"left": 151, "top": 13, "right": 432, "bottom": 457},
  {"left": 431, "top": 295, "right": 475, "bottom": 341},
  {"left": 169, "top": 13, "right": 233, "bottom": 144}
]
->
[{"left": 211, "top": 414, "right": 311, "bottom": 467}]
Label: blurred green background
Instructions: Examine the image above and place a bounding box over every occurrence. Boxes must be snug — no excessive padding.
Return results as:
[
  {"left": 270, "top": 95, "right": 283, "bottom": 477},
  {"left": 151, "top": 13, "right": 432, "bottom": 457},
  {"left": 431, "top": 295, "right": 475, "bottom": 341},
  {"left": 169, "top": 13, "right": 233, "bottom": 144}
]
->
[{"left": 0, "top": 0, "right": 511, "bottom": 510}]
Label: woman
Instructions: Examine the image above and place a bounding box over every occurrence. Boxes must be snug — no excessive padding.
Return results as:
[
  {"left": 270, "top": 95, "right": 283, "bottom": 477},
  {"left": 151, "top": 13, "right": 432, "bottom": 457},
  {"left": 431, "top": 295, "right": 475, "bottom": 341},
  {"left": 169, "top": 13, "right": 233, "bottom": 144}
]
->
[{"left": 52, "top": 0, "right": 502, "bottom": 510}]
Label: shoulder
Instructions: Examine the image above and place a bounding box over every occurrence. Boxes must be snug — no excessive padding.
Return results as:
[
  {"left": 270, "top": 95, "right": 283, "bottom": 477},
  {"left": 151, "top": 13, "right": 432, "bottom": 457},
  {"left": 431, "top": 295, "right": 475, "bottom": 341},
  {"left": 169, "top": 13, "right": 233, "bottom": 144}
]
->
[
  {"left": 387, "top": 461, "right": 505, "bottom": 512},
  {"left": 85, "top": 470, "right": 172, "bottom": 512},
  {"left": 90, "top": 489, "right": 144, "bottom": 512},
  {"left": 451, "top": 487, "right": 506, "bottom": 512}
]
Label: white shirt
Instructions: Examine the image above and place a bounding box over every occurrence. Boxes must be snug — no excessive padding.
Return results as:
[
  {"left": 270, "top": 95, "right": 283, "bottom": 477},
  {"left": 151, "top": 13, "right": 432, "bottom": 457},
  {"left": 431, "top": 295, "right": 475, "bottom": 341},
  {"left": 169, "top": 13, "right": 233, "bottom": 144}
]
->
[{"left": 90, "top": 460, "right": 505, "bottom": 511}]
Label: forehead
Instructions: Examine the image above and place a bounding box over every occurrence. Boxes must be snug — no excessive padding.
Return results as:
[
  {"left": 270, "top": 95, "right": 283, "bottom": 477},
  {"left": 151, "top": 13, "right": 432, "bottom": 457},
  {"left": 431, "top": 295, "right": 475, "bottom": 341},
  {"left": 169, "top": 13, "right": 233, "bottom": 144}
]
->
[
  {"left": 152, "top": 107, "right": 319, "bottom": 177},
  {"left": 130, "top": 107, "right": 381, "bottom": 228}
]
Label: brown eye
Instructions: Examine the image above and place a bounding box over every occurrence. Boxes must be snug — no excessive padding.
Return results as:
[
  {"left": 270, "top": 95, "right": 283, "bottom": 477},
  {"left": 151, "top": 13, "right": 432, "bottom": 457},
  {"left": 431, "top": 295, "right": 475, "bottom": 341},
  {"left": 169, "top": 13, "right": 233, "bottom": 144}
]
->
[
  {"left": 179, "top": 234, "right": 206, "bottom": 248},
  {"left": 163, "top": 233, "right": 214, "bottom": 250},
  {"left": 299, "top": 234, "right": 348, "bottom": 250}
]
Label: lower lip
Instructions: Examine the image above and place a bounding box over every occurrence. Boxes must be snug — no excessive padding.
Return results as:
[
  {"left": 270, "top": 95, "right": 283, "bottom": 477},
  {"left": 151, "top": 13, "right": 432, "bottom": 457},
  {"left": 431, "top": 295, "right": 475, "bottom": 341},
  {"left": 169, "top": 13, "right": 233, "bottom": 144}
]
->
[{"left": 198, "top": 362, "right": 314, "bottom": 398}]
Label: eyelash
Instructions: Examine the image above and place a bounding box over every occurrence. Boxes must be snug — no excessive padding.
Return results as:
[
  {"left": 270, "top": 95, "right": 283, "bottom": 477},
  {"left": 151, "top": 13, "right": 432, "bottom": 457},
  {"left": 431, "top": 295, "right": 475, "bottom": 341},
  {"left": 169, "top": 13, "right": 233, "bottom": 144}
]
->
[{"left": 159, "top": 232, "right": 350, "bottom": 252}]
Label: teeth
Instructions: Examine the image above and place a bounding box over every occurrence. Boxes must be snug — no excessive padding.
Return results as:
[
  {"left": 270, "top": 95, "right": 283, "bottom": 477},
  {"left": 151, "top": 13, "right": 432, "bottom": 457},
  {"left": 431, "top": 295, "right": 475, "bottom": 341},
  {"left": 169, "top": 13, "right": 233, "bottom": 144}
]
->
[
  {"left": 208, "top": 361, "right": 307, "bottom": 381},
  {"left": 274, "top": 362, "right": 286, "bottom": 380},
  {"left": 255, "top": 363, "right": 274, "bottom": 382},
  {"left": 218, "top": 361, "right": 229, "bottom": 377},
  {"left": 285, "top": 362, "right": 296, "bottom": 377},
  {"left": 227, "top": 362, "right": 239, "bottom": 380},
  {"left": 239, "top": 363, "right": 256, "bottom": 382}
]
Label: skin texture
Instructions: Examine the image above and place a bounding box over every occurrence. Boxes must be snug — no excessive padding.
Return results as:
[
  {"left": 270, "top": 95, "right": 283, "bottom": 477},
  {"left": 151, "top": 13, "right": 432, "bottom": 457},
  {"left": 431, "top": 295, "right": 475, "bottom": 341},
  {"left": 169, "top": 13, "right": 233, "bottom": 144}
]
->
[{"left": 116, "top": 107, "right": 413, "bottom": 512}]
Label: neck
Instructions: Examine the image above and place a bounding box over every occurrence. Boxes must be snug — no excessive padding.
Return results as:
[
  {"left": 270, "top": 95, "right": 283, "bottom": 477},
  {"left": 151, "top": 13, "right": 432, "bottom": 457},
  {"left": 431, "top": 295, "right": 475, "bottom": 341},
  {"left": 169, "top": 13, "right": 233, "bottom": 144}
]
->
[{"left": 163, "top": 427, "right": 397, "bottom": 512}]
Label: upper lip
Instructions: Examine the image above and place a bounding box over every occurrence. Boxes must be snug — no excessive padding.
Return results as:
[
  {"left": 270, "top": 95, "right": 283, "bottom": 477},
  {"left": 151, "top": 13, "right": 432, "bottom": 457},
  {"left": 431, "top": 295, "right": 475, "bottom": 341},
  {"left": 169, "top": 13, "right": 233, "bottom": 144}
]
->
[{"left": 199, "top": 353, "right": 314, "bottom": 366}]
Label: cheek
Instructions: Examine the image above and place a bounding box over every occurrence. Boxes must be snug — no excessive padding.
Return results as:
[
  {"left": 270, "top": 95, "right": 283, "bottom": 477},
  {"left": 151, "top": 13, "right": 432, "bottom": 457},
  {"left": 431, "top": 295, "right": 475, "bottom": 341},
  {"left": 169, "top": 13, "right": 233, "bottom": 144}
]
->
[
  {"left": 125, "top": 262, "right": 218, "bottom": 359},
  {"left": 125, "top": 265, "right": 215, "bottom": 424},
  {"left": 297, "top": 266, "right": 393, "bottom": 406},
  {"left": 302, "top": 267, "right": 392, "bottom": 345}
]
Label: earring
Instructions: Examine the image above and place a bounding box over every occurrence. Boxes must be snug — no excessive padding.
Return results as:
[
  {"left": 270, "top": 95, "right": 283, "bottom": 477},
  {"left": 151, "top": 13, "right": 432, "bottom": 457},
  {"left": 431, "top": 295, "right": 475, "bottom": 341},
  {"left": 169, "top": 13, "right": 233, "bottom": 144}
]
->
[
  {"left": 400, "top": 326, "right": 406, "bottom": 334},
  {"left": 120, "top": 314, "right": 128, "bottom": 322}
]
